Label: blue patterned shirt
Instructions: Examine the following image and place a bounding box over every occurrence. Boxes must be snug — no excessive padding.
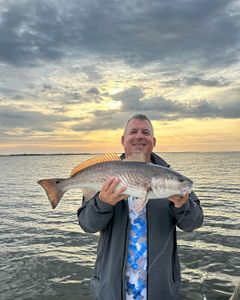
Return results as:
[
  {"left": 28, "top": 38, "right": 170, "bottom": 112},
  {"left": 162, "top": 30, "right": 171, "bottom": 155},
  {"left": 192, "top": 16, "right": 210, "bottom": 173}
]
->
[{"left": 126, "top": 196, "right": 147, "bottom": 300}]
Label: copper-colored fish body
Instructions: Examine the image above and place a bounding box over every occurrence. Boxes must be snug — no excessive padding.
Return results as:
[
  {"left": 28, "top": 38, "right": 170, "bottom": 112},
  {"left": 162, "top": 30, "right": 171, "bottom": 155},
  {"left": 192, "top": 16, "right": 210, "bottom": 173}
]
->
[{"left": 38, "top": 153, "right": 193, "bottom": 213}]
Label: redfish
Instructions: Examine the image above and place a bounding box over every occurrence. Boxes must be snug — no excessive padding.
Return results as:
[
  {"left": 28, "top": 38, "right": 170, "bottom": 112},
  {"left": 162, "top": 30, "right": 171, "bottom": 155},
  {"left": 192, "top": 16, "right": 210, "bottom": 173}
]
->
[{"left": 38, "top": 153, "right": 193, "bottom": 213}]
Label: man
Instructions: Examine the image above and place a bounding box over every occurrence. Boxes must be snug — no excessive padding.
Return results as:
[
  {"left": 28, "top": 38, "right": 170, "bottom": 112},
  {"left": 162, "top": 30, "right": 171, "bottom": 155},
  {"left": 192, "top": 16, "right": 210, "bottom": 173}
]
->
[{"left": 77, "top": 114, "right": 204, "bottom": 300}]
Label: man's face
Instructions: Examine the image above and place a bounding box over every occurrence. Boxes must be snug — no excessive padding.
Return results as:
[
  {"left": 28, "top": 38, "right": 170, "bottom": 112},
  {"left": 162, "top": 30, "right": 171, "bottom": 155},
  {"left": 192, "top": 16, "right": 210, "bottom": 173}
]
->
[{"left": 121, "top": 118, "right": 156, "bottom": 161}]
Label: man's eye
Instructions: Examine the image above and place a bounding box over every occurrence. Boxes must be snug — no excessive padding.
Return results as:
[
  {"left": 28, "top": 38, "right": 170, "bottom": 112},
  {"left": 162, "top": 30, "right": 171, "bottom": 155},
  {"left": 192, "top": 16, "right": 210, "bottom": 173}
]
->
[{"left": 143, "top": 130, "right": 150, "bottom": 135}]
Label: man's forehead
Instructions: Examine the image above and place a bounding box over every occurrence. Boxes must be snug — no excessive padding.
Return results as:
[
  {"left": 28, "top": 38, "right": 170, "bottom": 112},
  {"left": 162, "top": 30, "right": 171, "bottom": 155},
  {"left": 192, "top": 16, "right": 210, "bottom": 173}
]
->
[{"left": 125, "top": 119, "right": 153, "bottom": 132}]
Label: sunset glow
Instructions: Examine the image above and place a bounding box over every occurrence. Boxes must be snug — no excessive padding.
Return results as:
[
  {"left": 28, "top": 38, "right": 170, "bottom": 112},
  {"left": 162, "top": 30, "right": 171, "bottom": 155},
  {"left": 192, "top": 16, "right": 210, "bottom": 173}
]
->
[{"left": 0, "top": 0, "right": 239, "bottom": 154}]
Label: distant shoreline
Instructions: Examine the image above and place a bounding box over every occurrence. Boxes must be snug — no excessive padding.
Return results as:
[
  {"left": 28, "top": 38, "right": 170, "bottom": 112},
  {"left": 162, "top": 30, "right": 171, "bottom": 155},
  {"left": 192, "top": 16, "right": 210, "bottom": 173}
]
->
[
  {"left": 0, "top": 153, "right": 101, "bottom": 157},
  {"left": 0, "top": 151, "right": 239, "bottom": 157}
]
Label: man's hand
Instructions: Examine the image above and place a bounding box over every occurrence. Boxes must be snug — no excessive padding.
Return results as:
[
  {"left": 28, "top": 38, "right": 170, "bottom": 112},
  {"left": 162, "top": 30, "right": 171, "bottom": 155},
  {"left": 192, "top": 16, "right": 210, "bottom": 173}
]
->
[
  {"left": 168, "top": 193, "right": 189, "bottom": 208},
  {"left": 99, "top": 177, "right": 128, "bottom": 206}
]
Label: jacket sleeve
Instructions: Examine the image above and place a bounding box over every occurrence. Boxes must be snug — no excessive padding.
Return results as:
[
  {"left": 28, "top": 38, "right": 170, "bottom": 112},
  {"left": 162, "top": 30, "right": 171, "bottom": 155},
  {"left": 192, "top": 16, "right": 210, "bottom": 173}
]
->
[
  {"left": 77, "top": 192, "right": 114, "bottom": 233},
  {"left": 171, "top": 191, "right": 204, "bottom": 232}
]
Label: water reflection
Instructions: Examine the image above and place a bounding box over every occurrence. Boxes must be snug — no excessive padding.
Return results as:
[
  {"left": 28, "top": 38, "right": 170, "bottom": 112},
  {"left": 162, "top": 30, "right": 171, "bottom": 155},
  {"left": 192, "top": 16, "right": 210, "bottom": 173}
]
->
[{"left": 0, "top": 153, "right": 239, "bottom": 299}]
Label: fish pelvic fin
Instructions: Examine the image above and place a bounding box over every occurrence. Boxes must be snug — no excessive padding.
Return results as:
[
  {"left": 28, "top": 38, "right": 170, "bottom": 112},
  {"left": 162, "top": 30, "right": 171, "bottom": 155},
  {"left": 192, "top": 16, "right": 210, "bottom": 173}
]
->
[
  {"left": 70, "top": 152, "right": 119, "bottom": 177},
  {"left": 132, "top": 184, "right": 151, "bottom": 214},
  {"left": 37, "top": 178, "right": 65, "bottom": 209},
  {"left": 132, "top": 196, "right": 149, "bottom": 214}
]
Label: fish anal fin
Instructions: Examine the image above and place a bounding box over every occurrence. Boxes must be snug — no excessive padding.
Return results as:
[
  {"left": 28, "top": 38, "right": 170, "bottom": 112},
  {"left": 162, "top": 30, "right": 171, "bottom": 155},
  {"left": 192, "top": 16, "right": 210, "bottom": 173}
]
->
[
  {"left": 70, "top": 153, "right": 119, "bottom": 177},
  {"left": 82, "top": 188, "right": 97, "bottom": 202},
  {"left": 124, "top": 152, "right": 147, "bottom": 163}
]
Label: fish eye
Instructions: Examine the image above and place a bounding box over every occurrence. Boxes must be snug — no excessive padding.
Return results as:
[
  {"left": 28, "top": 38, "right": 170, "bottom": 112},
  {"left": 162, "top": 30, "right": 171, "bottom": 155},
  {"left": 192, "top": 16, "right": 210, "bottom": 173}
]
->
[{"left": 178, "top": 178, "right": 185, "bottom": 182}]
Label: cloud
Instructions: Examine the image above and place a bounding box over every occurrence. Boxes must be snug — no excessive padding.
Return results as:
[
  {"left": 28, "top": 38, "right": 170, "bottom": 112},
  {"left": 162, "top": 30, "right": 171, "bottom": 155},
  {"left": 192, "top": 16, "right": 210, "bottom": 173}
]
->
[
  {"left": 0, "top": 0, "right": 239, "bottom": 68},
  {"left": 70, "top": 86, "right": 240, "bottom": 132},
  {"left": 81, "top": 65, "right": 103, "bottom": 81},
  {"left": 112, "top": 87, "right": 145, "bottom": 110},
  {"left": 86, "top": 87, "right": 100, "bottom": 95},
  {"left": 71, "top": 110, "right": 128, "bottom": 131},
  {"left": 0, "top": 105, "right": 72, "bottom": 134},
  {"left": 162, "top": 75, "right": 231, "bottom": 88}
]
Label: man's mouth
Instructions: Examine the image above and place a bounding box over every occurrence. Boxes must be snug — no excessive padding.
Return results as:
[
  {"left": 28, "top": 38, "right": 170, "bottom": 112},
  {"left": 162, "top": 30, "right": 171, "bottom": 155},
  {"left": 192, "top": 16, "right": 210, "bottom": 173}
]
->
[{"left": 132, "top": 144, "right": 146, "bottom": 147}]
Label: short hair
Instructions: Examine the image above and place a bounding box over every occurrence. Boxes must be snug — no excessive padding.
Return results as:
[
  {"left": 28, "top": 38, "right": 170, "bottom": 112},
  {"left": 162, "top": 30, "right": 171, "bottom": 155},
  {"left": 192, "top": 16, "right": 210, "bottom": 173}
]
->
[{"left": 124, "top": 114, "right": 154, "bottom": 135}]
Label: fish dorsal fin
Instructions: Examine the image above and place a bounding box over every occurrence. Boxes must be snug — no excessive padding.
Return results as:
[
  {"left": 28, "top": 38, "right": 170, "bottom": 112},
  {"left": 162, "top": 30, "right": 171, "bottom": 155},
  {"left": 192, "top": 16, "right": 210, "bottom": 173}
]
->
[
  {"left": 124, "top": 152, "right": 147, "bottom": 163},
  {"left": 70, "top": 153, "right": 120, "bottom": 177}
]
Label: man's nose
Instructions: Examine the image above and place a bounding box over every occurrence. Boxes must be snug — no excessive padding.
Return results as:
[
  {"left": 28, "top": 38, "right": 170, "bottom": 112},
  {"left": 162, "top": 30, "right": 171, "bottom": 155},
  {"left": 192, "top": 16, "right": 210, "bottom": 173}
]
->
[{"left": 135, "top": 131, "right": 144, "bottom": 138}]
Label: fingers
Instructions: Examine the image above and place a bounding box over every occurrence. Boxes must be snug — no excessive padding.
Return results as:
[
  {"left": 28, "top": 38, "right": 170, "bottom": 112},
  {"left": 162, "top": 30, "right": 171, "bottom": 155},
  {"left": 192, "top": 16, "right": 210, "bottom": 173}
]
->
[
  {"left": 168, "top": 195, "right": 183, "bottom": 201},
  {"left": 99, "top": 177, "right": 128, "bottom": 206},
  {"left": 101, "top": 177, "right": 115, "bottom": 192},
  {"left": 114, "top": 186, "right": 128, "bottom": 198},
  {"left": 168, "top": 193, "right": 189, "bottom": 208},
  {"left": 108, "top": 177, "right": 121, "bottom": 194}
]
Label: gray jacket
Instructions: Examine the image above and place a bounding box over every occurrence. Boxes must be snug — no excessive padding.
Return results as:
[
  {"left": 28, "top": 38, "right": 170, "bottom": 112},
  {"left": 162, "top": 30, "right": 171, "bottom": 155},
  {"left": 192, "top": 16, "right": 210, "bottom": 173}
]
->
[{"left": 77, "top": 153, "right": 204, "bottom": 300}]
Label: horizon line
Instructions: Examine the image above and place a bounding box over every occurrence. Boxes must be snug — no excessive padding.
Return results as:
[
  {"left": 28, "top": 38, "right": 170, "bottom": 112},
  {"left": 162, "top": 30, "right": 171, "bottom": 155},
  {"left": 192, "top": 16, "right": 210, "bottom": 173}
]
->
[{"left": 0, "top": 150, "right": 239, "bottom": 157}]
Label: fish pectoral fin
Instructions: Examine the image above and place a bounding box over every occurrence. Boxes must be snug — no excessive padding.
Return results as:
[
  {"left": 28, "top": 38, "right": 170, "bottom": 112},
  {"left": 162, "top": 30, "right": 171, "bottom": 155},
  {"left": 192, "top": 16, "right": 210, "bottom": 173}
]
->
[
  {"left": 132, "top": 193, "right": 149, "bottom": 214},
  {"left": 124, "top": 152, "right": 147, "bottom": 163},
  {"left": 82, "top": 188, "right": 97, "bottom": 202}
]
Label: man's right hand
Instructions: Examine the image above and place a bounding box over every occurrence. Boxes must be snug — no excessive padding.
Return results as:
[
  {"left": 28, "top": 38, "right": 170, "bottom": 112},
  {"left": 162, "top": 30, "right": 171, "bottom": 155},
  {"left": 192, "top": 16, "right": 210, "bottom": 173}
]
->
[{"left": 99, "top": 177, "right": 128, "bottom": 206}]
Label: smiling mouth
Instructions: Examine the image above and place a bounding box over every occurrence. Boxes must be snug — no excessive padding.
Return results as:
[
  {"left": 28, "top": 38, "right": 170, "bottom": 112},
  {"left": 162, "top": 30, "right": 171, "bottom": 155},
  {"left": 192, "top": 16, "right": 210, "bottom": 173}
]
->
[{"left": 133, "top": 144, "right": 146, "bottom": 147}]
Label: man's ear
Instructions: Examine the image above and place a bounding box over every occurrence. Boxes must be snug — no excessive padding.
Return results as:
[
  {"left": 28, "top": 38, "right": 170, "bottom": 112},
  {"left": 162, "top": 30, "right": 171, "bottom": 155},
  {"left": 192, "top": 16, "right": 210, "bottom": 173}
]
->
[
  {"left": 153, "top": 137, "right": 156, "bottom": 147},
  {"left": 121, "top": 135, "right": 125, "bottom": 146}
]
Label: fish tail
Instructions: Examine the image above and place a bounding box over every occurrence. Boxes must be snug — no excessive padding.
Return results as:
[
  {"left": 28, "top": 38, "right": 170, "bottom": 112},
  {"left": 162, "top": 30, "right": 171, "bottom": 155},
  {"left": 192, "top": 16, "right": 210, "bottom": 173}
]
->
[{"left": 37, "top": 178, "right": 65, "bottom": 209}]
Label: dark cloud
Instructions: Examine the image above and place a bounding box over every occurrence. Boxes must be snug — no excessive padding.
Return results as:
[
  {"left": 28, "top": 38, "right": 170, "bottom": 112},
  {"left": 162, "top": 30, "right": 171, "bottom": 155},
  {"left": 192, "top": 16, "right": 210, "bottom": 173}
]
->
[
  {"left": 71, "top": 108, "right": 151, "bottom": 132},
  {"left": 163, "top": 75, "right": 231, "bottom": 88},
  {"left": 71, "top": 110, "right": 126, "bottom": 131},
  {"left": 71, "top": 87, "right": 240, "bottom": 132},
  {"left": 81, "top": 65, "right": 103, "bottom": 81},
  {"left": 86, "top": 87, "right": 100, "bottom": 95},
  {"left": 113, "top": 87, "right": 185, "bottom": 113},
  {"left": 0, "top": 1, "right": 64, "bottom": 65},
  {"left": 0, "top": 0, "right": 239, "bottom": 67},
  {"left": 0, "top": 105, "right": 72, "bottom": 133},
  {"left": 116, "top": 89, "right": 240, "bottom": 120},
  {"left": 184, "top": 76, "right": 230, "bottom": 87},
  {"left": 0, "top": 87, "right": 20, "bottom": 97},
  {"left": 112, "top": 87, "right": 145, "bottom": 110},
  {"left": 12, "top": 94, "right": 24, "bottom": 100}
]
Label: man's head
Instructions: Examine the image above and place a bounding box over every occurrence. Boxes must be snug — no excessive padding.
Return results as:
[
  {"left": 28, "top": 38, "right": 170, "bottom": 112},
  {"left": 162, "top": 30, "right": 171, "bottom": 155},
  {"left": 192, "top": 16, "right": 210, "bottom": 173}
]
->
[{"left": 121, "top": 114, "right": 156, "bottom": 162}]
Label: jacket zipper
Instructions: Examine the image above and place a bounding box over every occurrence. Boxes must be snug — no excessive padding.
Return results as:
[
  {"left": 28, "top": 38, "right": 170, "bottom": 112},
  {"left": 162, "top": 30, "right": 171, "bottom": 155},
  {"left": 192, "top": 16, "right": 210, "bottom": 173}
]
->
[
  {"left": 146, "top": 203, "right": 149, "bottom": 300},
  {"left": 121, "top": 201, "right": 130, "bottom": 300}
]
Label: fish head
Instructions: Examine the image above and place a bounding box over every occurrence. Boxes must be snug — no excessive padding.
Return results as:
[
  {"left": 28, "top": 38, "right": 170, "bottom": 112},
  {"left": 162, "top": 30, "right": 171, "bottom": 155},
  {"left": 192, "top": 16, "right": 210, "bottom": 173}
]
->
[
  {"left": 151, "top": 169, "right": 193, "bottom": 198},
  {"left": 177, "top": 175, "right": 193, "bottom": 195}
]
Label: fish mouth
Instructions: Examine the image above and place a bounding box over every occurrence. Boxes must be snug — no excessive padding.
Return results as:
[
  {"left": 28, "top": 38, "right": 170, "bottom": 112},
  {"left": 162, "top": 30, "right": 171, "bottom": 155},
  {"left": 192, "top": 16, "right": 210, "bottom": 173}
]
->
[{"left": 180, "top": 184, "right": 193, "bottom": 195}]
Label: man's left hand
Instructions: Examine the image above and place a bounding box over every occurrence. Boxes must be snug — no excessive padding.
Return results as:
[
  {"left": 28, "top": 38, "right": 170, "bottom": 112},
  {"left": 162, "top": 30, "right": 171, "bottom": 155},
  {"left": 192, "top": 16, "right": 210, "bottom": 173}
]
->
[{"left": 168, "top": 193, "right": 189, "bottom": 208}]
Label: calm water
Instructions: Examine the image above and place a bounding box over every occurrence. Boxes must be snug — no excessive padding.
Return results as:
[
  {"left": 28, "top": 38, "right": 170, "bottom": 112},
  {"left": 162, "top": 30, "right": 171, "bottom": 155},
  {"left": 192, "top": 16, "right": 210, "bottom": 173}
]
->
[{"left": 0, "top": 152, "right": 239, "bottom": 300}]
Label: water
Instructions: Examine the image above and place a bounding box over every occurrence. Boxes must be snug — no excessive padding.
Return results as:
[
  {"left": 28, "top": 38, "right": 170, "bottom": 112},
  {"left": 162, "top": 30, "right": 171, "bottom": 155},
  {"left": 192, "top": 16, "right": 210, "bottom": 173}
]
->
[{"left": 0, "top": 152, "right": 239, "bottom": 300}]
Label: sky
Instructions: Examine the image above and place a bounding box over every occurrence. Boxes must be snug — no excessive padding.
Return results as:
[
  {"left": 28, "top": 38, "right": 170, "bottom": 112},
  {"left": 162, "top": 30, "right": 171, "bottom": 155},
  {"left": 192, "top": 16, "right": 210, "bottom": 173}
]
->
[{"left": 0, "top": 0, "right": 240, "bottom": 154}]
